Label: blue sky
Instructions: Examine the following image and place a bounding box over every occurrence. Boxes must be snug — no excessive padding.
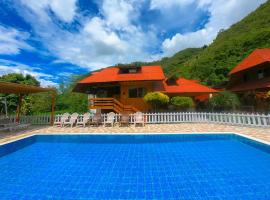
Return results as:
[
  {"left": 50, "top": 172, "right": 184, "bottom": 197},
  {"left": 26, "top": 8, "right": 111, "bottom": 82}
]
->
[{"left": 0, "top": 0, "right": 266, "bottom": 86}]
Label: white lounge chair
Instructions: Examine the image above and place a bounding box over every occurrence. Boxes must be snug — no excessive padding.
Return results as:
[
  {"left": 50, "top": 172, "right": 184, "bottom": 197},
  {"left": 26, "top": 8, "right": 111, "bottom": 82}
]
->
[
  {"left": 64, "top": 113, "right": 79, "bottom": 127},
  {"left": 54, "top": 113, "right": 70, "bottom": 127},
  {"left": 76, "top": 113, "right": 91, "bottom": 127},
  {"left": 8, "top": 123, "right": 30, "bottom": 131},
  {"left": 90, "top": 113, "right": 102, "bottom": 126},
  {"left": 134, "top": 112, "right": 145, "bottom": 126},
  {"left": 0, "top": 117, "right": 30, "bottom": 131},
  {"left": 103, "top": 112, "right": 115, "bottom": 127},
  {"left": 53, "top": 115, "right": 61, "bottom": 126},
  {"left": 0, "top": 117, "right": 11, "bottom": 128}
]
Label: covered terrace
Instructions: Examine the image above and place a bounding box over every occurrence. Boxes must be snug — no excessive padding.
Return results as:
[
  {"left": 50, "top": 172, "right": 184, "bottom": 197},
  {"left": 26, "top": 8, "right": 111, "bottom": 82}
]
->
[{"left": 0, "top": 81, "right": 56, "bottom": 125}]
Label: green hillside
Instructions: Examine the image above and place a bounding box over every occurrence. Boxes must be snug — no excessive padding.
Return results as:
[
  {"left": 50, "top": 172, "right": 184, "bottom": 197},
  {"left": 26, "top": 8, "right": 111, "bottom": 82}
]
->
[
  {"left": 146, "top": 1, "right": 270, "bottom": 86},
  {"left": 144, "top": 48, "right": 204, "bottom": 77}
]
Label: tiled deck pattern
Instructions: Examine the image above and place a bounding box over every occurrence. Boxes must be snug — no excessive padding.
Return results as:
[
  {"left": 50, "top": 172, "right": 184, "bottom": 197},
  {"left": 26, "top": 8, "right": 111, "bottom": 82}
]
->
[{"left": 1, "top": 123, "right": 270, "bottom": 144}]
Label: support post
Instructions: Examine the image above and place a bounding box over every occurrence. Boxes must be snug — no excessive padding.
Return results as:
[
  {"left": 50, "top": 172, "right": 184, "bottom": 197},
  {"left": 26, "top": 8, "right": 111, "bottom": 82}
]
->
[
  {"left": 50, "top": 91, "right": 56, "bottom": 126},
  {"left": 16, "top": 94, "right": 23, "bottom": 123}
]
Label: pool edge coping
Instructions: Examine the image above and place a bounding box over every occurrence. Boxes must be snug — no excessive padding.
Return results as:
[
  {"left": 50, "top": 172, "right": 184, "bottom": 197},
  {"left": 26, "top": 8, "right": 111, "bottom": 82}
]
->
[{"left": 1, "top": 131, "right": 270, "bottom": 147}]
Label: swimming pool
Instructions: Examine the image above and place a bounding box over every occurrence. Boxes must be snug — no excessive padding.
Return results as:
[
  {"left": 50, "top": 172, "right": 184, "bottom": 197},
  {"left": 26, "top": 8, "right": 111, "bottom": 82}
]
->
[{"left": 0, "top": 134, "right": 270, "bottom": 199}]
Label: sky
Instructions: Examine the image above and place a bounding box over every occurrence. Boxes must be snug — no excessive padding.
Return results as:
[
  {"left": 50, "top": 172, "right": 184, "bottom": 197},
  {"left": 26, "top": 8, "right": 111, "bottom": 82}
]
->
[{"left": 0, "top": 0, "right": 267, "bottom": 86}]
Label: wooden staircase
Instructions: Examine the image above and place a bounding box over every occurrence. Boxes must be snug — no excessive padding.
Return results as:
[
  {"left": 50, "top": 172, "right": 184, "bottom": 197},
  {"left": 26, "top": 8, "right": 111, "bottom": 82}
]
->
[{"left": 89, "top": 98, "right": 139, "bottom": 113}]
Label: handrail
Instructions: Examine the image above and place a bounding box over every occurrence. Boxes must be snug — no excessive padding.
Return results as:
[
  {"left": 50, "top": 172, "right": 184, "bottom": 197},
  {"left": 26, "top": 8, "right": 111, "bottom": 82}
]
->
[
  {"left": 113, "top": 98, "right": 139, "bottom": 112},
  {"left": 90, "top": 98, "right": 138, "bottom": 113}
]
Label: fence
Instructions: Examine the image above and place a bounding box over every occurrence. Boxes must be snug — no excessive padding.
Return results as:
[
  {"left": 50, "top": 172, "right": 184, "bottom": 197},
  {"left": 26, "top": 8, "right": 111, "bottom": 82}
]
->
[{"left": 8, "top": 112, "right": 270, "bottom": 128}]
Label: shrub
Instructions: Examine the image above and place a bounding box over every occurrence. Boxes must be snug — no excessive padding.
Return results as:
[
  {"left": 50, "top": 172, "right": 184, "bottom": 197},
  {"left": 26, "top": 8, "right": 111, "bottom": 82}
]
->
[
  {"left": 209, "top": 91, "right": 240, "bottom": 111},
  {"left": 170, "top": 96, "right": 195, "bottom": 110},
  {"left": 266, "top": 91, "right": 270, "bottom": 99},
  {"left": 144, "top": 92, "right": 169, "bottom": 111}
]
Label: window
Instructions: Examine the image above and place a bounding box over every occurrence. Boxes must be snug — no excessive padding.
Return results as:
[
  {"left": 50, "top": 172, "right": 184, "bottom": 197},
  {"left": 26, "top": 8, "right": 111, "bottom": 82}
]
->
[
  {"left": 166, "top": 78, "right": 177, "bottom": 86},
  {"left": 258, "top": 70, "right": 264, "bottom": 80},
  {"left": 119, "top": 66, "right": 141, "bottom": 74},
  {"left": 128, "top": 68, "right": 137, "bottom": 73},
  {"left": 128, "top": 88, "right": 146, "bottom": 98}
]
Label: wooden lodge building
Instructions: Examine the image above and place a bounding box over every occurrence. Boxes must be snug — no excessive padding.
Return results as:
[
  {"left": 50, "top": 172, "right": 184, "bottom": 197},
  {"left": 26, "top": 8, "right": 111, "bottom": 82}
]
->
[
  {"left": 228, "top": 48, "right": 270, "bottom": 111},
  {"left": 74, "top": 65, "right": 217, "bottom": 113}
]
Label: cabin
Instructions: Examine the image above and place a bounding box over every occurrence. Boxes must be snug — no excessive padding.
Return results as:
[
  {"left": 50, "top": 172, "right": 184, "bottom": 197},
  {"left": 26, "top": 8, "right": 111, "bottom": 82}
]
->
[
  {"left": 228, "top": 48, "right": 270, "bottom": 111},
  {"left": 74, "top": 65, "right": 217, "bottom": 113}
]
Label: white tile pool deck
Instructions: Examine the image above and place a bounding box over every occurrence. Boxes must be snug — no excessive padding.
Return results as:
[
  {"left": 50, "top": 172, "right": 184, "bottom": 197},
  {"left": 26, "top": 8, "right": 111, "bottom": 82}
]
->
[{"left": 0, "top": 123, "right": 270, "bottom": 144}]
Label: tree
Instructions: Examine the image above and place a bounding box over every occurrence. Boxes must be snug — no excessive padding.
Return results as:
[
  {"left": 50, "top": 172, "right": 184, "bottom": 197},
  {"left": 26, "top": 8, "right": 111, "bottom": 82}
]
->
[
  {"left": 143, "top": 92, "right": 169, "bottom": 111},
  {"left": 170, "top": 96, "right": 195, "bottom": 110},
  {"left": 0, "top": 73, "right": 89, "bottom": 115},
  {"left": 55, "top": 76, "right": 88, "bottom": 114},
  {"left": 28, "top": 93, "right": 53, "bottom": 114},
  {"left": 209, "top": 91, "right": 240, "bottom": 111},
  {"left": 0, "top": 73, "right": 40, "bottom": 115},
  {"left": 0, "top": 73, "right": 40, "bottom": 86}
]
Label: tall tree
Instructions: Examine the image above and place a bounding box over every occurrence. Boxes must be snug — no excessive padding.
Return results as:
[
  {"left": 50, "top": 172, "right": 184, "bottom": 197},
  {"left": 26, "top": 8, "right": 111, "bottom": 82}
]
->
[{"left": 0, "top": 73, "right": 40, "bottom": 115}]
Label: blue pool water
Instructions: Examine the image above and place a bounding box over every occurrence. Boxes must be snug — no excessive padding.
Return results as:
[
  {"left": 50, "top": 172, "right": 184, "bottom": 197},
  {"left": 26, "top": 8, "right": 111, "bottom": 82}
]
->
[{"left": 0, "top": 134, "right": 270, "bottom": 200}]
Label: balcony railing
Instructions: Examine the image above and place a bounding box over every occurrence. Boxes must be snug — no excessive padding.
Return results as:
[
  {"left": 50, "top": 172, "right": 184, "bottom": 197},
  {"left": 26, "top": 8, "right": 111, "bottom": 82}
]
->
[{"left": 89, "top": 98, "right": 138, "bottom": 113}]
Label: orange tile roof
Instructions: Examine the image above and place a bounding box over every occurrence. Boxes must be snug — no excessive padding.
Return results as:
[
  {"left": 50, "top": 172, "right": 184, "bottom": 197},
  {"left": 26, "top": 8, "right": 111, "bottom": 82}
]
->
[
  {"left": 163, "top": 78, "right": 217, "bottom": 94},
  {"left": 229, "top": 48, "right": 270, "bottom": 75},
  {"left": 75, "top": 66, "right": 217, "bottom": 95},
  {"left": 79, "top": 66, "right": 165, "bottom": 83}
]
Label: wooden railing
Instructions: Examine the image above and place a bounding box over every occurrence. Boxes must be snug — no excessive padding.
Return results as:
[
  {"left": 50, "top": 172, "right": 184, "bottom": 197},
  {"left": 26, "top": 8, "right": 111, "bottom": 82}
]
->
[
  {"left": 7, "top": 112, "right": 270, "bottom": 127},
  {"left": 89, "top": 98, "right": 138, "bottom": 113}
]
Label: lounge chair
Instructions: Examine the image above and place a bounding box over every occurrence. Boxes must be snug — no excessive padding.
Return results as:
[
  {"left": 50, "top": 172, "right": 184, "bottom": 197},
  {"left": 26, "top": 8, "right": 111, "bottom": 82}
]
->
[
  {"left": 134, "top": 112, "right": 145, "bottom": 126},
  {"left": 90, "top": 113, "right": 102, "bottom": 126},
  {"left": 0, "top": 117, "right": 11, "bottom": 127},
  {"left": 7, "top": 122, "right": 30, "bottom": 131},
  {"left": 54, "top": 113, "right": 70, "bottom": 127},
  {"left": 103, "top": 112, "right": 115, "bottom": 127},
  {"left": 76, "top": 113, "right": 91, "bottom": 127},
  {"left": 119, "top": 112, "right": 130, "bottom": 126},
  {"left": 0, "top": 117, "right": 30, "bottom": 131},
  {"left": 0, "top": 117, "right": 13, "bottom": 132},
  {"left": 63, "top": 113, "right": 79, "bottom": 127},
  {"left": 53, "top": 115, "right": 61, "bottom": 126}
]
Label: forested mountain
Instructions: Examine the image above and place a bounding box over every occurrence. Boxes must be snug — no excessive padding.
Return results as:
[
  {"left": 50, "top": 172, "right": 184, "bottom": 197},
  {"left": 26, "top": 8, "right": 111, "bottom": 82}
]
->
[{"left": 144, "top": 1, "right": 270, "bottom": 86}]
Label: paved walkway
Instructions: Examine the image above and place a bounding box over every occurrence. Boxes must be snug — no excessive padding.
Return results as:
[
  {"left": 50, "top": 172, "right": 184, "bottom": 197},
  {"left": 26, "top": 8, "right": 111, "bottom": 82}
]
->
[{"left": 1, "top": 123, "right": 270, "bottom": 144}]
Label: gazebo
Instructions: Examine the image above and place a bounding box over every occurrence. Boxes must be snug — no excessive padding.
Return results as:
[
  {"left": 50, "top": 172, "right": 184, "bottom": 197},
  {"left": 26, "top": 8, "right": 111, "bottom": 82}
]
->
[{"left": 0, "top": 81, "right": 56, "bottom": 125}]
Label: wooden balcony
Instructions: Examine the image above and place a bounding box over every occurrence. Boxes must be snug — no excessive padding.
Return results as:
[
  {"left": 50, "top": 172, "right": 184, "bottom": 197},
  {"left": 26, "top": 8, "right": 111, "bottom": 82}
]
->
[{"left": 89, "top": 98, "right": 139, "bottom": 113}]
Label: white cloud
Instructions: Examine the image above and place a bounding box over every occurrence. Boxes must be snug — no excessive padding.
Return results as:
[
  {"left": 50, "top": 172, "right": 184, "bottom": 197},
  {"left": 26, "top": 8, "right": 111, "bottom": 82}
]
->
[
  {"left": 0, "top": 59, "right": 57, "bottom": 87},
  {"left": 8, "top": 0, "right": 267, "bottom": 71},
  {"left": 14, "top": 0, "right": 158, "bottom": 70},
  {"left": 83, "top": 17, "right": 127, "bottom": 52},
  {"left": 101, "top": 0, "right": 134, "bottom": 29},
  {"left": 0, "top": 25, "right": 33, "bottom": 55},
  {"left": 38, "top": 79, "right": 58, "bottom": 87},
  {"left": 49, "top": 0, "right": 77, "bottom": 22},
  {"left": 20, "top": 0, "right": 77, "bottom": 22},
  {"left": 150, "top": 0, "right": 194, "bottom": 9},
  {"left": 161, "top": 0, "right": 267, "bottom": 56}
]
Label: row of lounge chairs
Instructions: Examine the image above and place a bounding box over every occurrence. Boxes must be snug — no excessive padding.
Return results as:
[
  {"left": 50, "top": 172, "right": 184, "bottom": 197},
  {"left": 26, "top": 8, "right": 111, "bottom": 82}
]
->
[
  {"left": 54, "top": 112, "right": 145, "bottom": 127},
  {"left": 0, "top": 117, "right": 30, "bottom": 132}
]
